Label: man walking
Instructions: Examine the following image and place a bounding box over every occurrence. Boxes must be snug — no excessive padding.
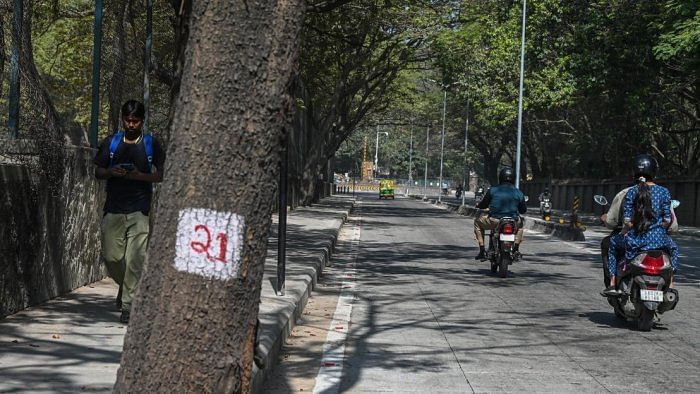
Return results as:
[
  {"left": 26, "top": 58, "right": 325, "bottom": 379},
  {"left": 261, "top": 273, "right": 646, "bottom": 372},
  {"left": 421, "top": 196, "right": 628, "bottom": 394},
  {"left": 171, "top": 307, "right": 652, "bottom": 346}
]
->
[{"left": 94, "top": 100, "right": 166, "bottom": 323}]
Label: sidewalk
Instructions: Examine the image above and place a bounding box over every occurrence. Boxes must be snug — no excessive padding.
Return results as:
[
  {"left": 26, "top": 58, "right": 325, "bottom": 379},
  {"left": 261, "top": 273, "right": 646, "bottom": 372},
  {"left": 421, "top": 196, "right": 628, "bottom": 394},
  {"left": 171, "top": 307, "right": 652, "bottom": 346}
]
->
[{"left": 0, "top": 196, "right": 353, "bottom": 393}]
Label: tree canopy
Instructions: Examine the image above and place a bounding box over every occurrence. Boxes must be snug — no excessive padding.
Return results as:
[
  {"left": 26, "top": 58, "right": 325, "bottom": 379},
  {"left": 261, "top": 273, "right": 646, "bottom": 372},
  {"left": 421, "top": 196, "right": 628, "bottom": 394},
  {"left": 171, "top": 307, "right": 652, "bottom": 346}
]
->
[{"left": 2, "top": 0, "right": 699, "bottom": 188}]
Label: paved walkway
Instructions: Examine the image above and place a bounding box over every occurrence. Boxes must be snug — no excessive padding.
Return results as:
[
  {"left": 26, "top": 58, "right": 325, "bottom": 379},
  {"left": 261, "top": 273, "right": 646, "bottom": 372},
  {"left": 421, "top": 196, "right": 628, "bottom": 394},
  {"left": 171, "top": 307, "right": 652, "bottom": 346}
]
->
[{"left": 0, "top": 196, "right": 353, "bottom": 393}]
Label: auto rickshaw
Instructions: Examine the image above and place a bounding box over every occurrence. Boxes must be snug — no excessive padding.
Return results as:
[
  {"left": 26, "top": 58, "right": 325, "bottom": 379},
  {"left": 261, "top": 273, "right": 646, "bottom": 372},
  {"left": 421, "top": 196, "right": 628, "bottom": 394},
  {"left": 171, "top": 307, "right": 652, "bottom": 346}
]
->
[{"left": 379, "top": 179, "right": 395, "bottom": 199}]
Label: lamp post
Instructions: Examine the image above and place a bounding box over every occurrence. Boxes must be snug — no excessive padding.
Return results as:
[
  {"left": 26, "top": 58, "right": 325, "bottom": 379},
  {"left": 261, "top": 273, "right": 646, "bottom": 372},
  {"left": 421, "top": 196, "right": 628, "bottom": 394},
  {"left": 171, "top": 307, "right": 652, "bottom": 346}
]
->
[
  {"left": 462, "top": 99, "right": 470, "bottom": 207},
  {"left": 408, "top": 120, "right": 414, "bottom": 183},
  {"left": 428, "top": 79, "right": 458, "bottom": 203},
  {"left": 423, "top": 123, "right": 429, "bottom": 199},
  {"left": 515, "top": 0, "right": 527, "bottom": 188},
  {"left": 374, "top": 127, "right": 389, "bottom": 179},
  {"left": 438, "top": 90, "right": 447, "bottom": 204}
]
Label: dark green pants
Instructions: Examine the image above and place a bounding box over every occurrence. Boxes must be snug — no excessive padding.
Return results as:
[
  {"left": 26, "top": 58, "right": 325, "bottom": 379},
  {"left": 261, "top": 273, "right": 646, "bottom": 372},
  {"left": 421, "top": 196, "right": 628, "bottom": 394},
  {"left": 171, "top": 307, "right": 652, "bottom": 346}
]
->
[{"left": 100, "top": 212, "right": 149, "bottom": 311}]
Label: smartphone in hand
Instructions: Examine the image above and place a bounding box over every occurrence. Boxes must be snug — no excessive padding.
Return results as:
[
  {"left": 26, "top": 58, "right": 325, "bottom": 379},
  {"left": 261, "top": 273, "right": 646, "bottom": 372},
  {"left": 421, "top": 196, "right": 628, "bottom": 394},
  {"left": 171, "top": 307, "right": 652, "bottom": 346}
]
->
[{"left": 118, "top": 163, "right": 136, "bottom": 172}]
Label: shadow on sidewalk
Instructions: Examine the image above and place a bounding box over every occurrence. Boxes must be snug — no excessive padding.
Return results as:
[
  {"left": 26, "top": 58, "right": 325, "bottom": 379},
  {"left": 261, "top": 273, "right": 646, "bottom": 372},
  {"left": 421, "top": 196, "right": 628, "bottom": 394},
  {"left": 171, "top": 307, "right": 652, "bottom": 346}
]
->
[{"left": 0, "top": 280, "right": 123, "bottom": 392}]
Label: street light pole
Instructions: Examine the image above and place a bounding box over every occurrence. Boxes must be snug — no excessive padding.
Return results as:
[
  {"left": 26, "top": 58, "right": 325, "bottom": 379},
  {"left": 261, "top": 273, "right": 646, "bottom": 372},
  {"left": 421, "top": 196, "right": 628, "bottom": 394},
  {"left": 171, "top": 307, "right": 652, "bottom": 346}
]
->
[
  {"left": 462, "top": 99, "right": 469, "bottom": 207},
  {"left": 408, "top": 120, "right": 414, "bottom": 183},
  {"left": 515, "top": 0, "right": 527, "bottom": 188},
  {"left": 374, "top": 125, "right": 380, "bottom": 179},
  {"left": 375, "top": 128, "right": 388, "bottom": 179},
  {"left": 438, "top": 90, "right": 447, "bottom": 204},
  {"left": 423, "top": 123, "right": 429, "bottom": 199}
]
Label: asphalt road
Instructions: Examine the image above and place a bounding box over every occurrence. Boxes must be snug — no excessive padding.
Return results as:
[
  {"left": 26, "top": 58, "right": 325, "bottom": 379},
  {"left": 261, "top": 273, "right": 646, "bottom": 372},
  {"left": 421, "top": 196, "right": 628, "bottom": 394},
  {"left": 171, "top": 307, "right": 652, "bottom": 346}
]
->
[{"left": 268, "top": 193, "right": 700, "bottom": 393}]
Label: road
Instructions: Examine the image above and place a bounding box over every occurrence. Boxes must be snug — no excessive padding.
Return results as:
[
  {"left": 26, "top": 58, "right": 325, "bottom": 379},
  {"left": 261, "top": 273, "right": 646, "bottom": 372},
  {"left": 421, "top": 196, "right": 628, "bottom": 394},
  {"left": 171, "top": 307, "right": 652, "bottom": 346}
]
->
[{"left": 264, "top": 193, "right": 700, "bottom": 393}]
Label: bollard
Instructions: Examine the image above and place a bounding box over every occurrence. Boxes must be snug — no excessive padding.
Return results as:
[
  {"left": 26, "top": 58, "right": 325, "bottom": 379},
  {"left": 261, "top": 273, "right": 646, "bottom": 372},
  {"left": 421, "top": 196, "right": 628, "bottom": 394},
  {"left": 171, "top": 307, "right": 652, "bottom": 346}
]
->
[{"left": 571, "top": 195, "right": 585, "bottom": 230}]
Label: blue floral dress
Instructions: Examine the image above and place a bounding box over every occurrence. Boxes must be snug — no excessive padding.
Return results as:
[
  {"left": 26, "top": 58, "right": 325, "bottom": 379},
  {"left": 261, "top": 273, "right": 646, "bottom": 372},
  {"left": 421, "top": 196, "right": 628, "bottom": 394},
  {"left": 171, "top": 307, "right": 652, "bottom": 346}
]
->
[{"left": 607, "top": 184, "right": 680, "bottom": 277}]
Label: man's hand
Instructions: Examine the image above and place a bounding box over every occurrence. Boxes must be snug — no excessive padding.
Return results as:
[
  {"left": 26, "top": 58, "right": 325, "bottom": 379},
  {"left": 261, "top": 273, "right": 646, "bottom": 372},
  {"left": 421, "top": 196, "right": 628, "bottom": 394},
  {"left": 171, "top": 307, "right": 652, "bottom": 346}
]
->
[
  {"left": 600, "top": 214, "right": 607, "bottom": 224},
  {"left": 109, "top": 167, "right": 128, "bottom": 178},
  {"left": 124, "top": 169, "right": 143, "bottom": 180}
]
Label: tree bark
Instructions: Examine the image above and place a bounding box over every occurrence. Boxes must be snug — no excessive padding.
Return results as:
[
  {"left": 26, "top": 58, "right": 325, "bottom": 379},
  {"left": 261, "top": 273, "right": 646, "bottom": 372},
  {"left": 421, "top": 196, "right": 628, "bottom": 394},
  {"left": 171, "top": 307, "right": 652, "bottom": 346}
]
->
[
  {"left": 0, "top": 12, "right": 5, "bottom": 99},
  {"left": 19, "top": 0, "right": 68, "bottom": 143},
  {"left": 107, "top": 0, "right": 128, "bottom": 132},
  {"left": 114, "top": 0, "right": 306, "bottom": 392}
]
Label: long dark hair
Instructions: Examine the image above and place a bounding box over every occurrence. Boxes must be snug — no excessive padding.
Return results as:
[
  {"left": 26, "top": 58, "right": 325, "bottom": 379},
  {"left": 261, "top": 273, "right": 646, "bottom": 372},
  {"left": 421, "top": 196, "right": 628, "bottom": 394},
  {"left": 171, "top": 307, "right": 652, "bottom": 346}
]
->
[{"left": 632, "top": 178, "right": 655, "bottom": 233}]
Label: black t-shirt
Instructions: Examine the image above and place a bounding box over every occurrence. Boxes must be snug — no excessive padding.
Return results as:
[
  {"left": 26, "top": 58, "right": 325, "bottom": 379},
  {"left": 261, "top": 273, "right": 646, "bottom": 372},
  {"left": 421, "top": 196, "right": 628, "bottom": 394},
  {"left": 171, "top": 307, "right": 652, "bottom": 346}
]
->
[{"left": 94, "top": 133, "right": 166, "bottom": 215}]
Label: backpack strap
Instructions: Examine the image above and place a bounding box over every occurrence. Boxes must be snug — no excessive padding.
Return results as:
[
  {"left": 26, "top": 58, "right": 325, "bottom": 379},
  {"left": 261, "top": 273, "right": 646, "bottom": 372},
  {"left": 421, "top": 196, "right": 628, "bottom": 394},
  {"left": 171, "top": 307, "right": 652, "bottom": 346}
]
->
[
  {"left": 143, "top": 134, "right": 154, "bottom": 172},
  {"left": 108, "top": 131, "right": 124, "bottom": 168}
]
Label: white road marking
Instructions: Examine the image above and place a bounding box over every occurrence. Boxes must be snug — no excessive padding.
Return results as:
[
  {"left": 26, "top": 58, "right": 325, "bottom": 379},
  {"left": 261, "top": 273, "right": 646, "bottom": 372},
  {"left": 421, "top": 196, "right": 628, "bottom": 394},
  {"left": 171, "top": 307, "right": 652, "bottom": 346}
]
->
[{"left": 312, "top": 208, "right": 362, "bottom": 394}]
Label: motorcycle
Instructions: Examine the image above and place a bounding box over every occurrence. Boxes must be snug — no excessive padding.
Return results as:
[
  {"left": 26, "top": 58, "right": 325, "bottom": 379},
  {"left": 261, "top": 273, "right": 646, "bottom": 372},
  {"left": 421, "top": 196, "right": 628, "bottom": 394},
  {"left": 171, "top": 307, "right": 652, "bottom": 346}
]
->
[
  {"left": 475, "top": 186, "right": 485, "bottom": 204},
  {"left": 540, "top": 197, "right": 552, "bottom": 221},
  {"left": 594, "top": 195, "right": 680, "bottom": 331},
  {"left": 485, "top": 217, "right": 520, "bottom": 278}
]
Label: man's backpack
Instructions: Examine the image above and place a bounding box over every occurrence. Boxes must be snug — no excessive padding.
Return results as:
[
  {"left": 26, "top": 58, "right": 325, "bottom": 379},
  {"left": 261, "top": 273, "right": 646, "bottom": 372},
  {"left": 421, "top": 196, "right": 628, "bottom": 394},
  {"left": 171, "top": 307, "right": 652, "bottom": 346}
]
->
[{"left": 108, "top": 131, "right": 154, "bottom": 172}]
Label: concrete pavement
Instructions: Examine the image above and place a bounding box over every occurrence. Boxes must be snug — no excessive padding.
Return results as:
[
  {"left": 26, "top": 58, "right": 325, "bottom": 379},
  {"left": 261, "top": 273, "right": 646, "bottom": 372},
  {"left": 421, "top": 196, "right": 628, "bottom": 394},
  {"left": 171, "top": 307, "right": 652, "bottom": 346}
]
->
[{"left": 0, "top": 196, "right": 354, "bottom": 393}]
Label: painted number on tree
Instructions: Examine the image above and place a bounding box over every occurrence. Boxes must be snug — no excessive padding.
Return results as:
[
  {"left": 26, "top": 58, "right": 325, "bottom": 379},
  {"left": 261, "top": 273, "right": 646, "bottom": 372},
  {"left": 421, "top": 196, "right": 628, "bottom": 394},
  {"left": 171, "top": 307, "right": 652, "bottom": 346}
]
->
[{"left": 175, "top": 208, "right": 245, "bottom": 280}]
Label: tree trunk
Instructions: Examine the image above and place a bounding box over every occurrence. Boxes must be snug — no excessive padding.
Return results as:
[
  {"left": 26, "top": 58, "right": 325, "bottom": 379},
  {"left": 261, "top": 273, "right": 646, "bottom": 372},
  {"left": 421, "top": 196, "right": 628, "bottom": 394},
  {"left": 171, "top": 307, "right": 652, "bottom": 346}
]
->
[
  {"left": 114, "top": 0, "right": 306, "bottom": 392},
  {"left": 0, "top": 13, "right": 5, "bottom": 99},
  {"left": 19, "top": 0, "right": 67, "bottom": 143},
  {"left": 483, "top": 153, "right": 500, "bottom": 186},
  {"left": 107, "top": 0, "right": 128, "bottom": 133}
]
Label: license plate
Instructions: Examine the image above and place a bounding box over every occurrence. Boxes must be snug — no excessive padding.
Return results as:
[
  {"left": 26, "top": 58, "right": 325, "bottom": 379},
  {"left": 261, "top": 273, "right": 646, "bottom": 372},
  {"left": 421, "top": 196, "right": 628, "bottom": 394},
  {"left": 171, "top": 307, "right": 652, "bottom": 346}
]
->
[
  {"left": 640, "top": 289, "right": 663, "bottom": 302},
  {"left": 499, "top": 234, "right": 515, "bottom": 242}
]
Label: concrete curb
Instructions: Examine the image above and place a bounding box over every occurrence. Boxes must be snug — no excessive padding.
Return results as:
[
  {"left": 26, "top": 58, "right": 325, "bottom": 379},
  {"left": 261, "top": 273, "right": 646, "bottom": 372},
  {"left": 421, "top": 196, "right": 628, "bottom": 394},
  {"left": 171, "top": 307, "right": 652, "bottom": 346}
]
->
[
  {"left": 414, "top": 196, "right": 586, "bottom": 242},
  {"left": 249, "top": 201, "right": 353, "bottom": 393}
]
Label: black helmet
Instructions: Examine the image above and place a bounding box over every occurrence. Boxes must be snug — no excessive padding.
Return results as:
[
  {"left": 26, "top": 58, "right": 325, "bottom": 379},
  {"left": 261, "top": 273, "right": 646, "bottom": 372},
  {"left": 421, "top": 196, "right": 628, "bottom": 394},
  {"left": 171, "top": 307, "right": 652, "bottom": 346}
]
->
[
  {"left": 498, "top": 167, "right": 515, "bottom": 184},
  {"left": 633, "top": 154, "right": 658, "bottom": 181}
]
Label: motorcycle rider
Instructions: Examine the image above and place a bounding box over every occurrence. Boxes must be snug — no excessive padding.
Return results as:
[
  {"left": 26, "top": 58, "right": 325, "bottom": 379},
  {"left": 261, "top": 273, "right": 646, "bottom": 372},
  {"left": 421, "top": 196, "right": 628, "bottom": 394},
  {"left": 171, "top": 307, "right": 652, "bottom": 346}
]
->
[
  {"left": 603, "top": 154, "right": 680, "bottom": 296},
  {"left": 456, "top": 184, "right": 464, "bottom": 199},
  {"left": 600, "top": 183, "right": 679, "bottom": 288},
  {"left": 474, "top": 167, "right": 527, "bottom": 260},
  {"left": 538, "top": 187, "right": 552, "bottom": 216}
]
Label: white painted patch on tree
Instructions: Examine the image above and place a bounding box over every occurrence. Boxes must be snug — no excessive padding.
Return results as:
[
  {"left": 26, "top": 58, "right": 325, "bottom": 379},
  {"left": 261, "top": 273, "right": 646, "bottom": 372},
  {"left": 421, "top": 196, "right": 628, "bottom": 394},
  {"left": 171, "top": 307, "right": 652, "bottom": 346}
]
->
[{"left": 175, "top": 208, "right": 245, "bottom": 280}]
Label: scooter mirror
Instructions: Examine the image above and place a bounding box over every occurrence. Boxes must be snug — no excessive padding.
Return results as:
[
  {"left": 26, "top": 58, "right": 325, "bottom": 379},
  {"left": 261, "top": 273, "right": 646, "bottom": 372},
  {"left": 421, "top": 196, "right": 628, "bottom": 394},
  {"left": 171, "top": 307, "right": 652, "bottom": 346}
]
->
[
  {"left": 594, "top": 195, "right": 608, "bottom": 206},
  {"left": 672, "top": 200, "right": 681, "bottom": 209}
]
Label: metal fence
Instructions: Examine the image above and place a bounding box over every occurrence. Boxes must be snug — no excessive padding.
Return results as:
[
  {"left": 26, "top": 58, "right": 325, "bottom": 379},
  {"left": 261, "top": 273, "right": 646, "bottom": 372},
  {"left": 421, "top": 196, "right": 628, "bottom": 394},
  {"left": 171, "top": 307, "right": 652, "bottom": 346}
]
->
[{"left": 520, "top": 179, "right": 700, "bottom": 227}]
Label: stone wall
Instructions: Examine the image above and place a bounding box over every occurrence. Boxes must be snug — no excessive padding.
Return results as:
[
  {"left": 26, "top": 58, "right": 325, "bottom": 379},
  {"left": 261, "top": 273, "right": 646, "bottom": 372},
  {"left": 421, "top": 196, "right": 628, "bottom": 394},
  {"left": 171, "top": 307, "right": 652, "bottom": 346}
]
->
[{"left": 0, "top": 145, "right": 105, "bottom": 317}]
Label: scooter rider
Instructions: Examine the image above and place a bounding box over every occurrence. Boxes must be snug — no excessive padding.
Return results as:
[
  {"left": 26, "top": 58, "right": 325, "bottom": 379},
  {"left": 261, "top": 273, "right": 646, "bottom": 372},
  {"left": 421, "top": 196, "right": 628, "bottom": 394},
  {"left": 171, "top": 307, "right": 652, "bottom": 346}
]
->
[
  {"left": 600, "top": 181, "right": 679, "bottom": 288},
  {"left": 603, "top": 154, "right": 680, "bottom": 296},
  {"left": 474, "top": 167, "right": 527, "bottom": 260}
]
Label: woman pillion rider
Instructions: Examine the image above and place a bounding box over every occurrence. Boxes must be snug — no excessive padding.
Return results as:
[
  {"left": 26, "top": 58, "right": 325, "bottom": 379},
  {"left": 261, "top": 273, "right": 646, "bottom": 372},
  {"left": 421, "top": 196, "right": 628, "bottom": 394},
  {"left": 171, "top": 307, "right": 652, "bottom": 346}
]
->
[{"left": 603, "top": 154, "right": 680, "bottom": 296}]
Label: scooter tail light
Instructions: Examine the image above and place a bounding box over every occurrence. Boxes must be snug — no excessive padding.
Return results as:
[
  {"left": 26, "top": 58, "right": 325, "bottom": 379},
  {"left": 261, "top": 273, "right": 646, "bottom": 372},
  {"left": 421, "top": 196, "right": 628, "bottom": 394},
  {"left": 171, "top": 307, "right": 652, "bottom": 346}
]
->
[
  {"left": 502, "top": 223, "right": 514, "bottom": 235},
  {"left": 640, "top": 254, "right": 666, "bottom": 275}
]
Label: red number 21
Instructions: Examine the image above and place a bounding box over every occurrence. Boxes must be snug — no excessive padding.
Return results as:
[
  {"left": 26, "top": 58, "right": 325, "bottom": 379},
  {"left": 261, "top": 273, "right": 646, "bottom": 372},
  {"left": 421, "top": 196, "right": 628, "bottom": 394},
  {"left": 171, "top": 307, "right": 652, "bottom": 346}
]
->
[{"left": 190, "top": 224, "right": 228, "bottom": 263}]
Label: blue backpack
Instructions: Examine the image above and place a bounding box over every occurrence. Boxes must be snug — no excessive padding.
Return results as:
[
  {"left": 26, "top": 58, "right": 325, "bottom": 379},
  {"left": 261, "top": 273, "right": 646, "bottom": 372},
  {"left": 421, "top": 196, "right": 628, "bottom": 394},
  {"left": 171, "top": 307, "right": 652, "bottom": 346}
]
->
[{"left": 108, "top": 131, "right": 154, "bottom": 172}]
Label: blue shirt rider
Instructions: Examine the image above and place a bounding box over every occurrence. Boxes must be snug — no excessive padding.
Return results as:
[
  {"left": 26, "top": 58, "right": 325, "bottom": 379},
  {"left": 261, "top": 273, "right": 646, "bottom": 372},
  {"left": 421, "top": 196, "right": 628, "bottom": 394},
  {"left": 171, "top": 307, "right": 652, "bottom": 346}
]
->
[{"left": 474, "top": 167, "right": 527, "bottom": 260}]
